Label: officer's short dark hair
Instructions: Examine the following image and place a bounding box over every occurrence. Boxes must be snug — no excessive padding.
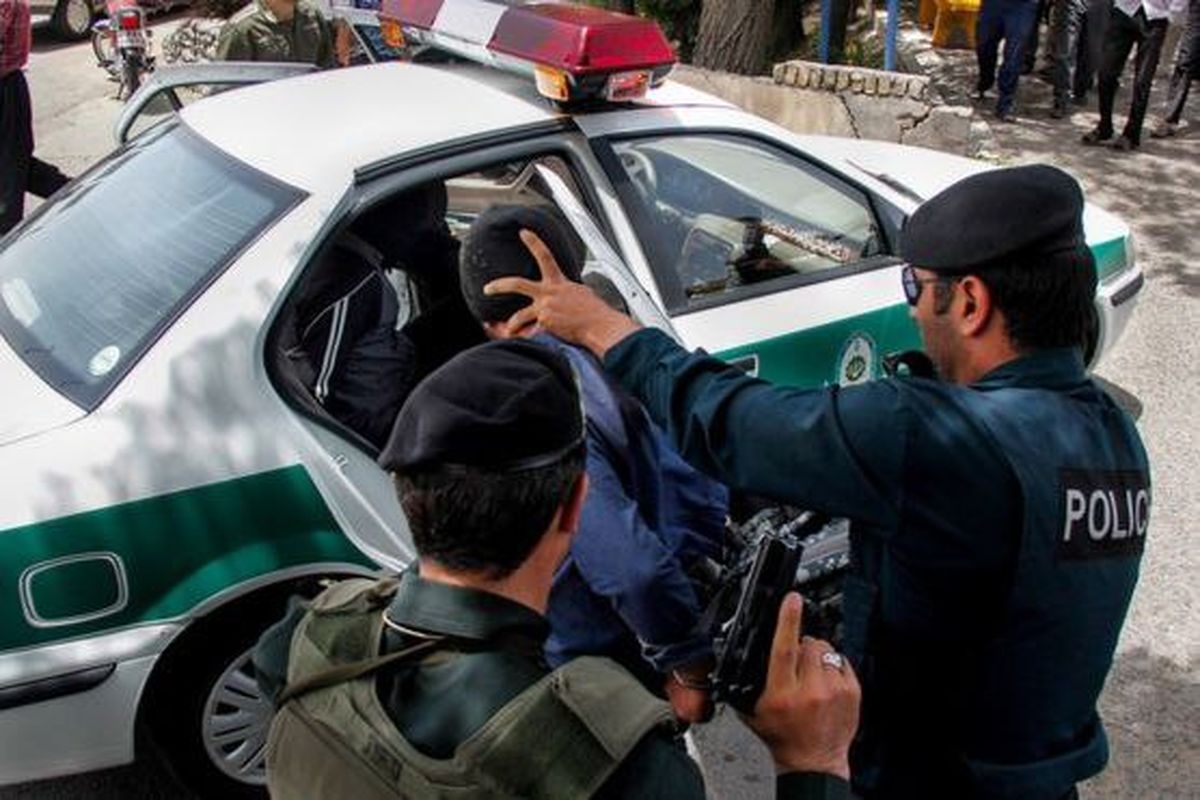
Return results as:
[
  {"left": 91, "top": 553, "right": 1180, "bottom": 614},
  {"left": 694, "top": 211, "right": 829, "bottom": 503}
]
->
[
  {"left": 379, "top": 339, "right": 587, "bottom": 579},
  {"left": 394, "top": 450, "right": 585, "bottom": 579},
  {"left": 459, "top": 205, "right": 585, "bottom": 324},
  {"left": 934, "top": 246, "right": 1098, "bottom": 352}
]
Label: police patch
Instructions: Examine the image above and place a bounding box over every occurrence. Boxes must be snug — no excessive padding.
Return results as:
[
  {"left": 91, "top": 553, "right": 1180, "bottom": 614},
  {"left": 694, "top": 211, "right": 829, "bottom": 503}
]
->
[
  {"left": 836, "top": 332, "right": 876, "bottom": 387},
  {"left": 1058, "top": 469, "right": 1150, "bottom": 560}
]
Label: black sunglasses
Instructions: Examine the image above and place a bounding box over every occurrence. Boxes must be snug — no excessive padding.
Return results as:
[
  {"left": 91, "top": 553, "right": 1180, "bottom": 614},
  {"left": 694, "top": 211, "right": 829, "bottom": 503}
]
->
[{"left": 901, "top": 264, "right": 957, "bottom": 306}]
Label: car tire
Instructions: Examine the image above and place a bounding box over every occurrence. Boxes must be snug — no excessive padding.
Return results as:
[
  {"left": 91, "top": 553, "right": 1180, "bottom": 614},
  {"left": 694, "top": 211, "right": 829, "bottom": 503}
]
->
[
  {"left": 139, "top": 583, "right": 310, "bottom": 800},
  {"left": 52, "top": 0, "right": 94, "bottom": 40}
]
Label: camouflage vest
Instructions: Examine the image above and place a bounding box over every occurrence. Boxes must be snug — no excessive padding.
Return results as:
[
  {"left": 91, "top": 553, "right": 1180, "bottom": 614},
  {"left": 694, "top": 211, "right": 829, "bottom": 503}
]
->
[{"left": 265, "top": 578, "right": 675, "bottom": 799}]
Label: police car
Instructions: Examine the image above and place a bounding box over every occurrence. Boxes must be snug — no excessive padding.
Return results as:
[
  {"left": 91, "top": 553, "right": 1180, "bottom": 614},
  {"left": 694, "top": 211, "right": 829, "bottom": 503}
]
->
[{"left": 0, "top": 0, "right": 1142, "bottom": 795}]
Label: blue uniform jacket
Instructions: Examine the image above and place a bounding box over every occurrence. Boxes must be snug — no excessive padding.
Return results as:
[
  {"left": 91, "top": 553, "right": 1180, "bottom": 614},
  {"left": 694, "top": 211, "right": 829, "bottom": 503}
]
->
[
  {"left": 604, "top": 329, "right": 1149, "bottom": 799},
  {"left": 535, "top": 334, "right": 729, "bottom": 685}
]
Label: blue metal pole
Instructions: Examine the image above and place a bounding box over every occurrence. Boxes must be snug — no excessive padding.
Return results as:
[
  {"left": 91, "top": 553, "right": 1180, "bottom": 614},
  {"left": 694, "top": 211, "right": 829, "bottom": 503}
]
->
[
  {"left": 819, "top": 0, "right": 833, "bottom": 63},
  {"left": 885, "top": 0, "right": 900, "bottom": 70}
]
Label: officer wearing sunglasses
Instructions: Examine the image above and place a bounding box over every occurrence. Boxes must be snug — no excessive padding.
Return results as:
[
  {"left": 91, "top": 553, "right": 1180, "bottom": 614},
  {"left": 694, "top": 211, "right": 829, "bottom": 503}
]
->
[{"left": 485, "top": 164, "right": 1151, "bottom": 800}]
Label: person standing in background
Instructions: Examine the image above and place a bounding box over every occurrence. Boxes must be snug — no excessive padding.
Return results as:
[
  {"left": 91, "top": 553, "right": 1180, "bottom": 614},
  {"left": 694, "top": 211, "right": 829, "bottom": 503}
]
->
[
  {"left": 216, "top": 0, "right": 334, "bottom": 67},
  {"left": 1151, "top": 0, "right": 1199, "bottom": 135},
  {"left": 1049, "top": 0, "right": 1095, "bottom": 115},
  {"left": 976, "top": 0, "right": 1043, "bottom": 120},
  {"left": 1083, "top": 0, "right": 1188, "bottom": 149},
  {"left": 1, "top": 0, "right": 70, "bottom": 237}
]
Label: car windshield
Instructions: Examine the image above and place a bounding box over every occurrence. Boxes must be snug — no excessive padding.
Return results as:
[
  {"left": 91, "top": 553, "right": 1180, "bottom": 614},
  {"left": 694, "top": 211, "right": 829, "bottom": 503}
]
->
[{"left": 0, "top": 123, "right": 302, "bottom": 409}]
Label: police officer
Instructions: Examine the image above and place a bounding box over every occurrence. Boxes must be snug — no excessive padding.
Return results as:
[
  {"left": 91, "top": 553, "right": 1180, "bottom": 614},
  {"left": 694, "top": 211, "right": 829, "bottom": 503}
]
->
[
  {"left": 216, "top": 0, "right": 334, "bottom": 67},
  {"left": 255, "top": 339, "right": 861, "bottom": 798},
  {"left": 488, "top": 165, "right": 1151, "bottom": 799}
]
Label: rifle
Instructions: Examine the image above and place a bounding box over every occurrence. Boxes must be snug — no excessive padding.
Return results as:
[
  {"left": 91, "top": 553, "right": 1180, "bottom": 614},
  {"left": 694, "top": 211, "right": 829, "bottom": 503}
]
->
[{"left": 705, "top": 508, "right": 849, "bottom": 713}]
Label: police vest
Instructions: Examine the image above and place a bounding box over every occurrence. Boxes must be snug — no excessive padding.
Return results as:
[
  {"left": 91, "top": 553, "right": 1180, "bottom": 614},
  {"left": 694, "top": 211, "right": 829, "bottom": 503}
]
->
[
  {"left": 265, "top": 578, "right": 675, "bottom": 799},
  {"left": 843, "top": 377, "right": 1148, "bottom": 799}
]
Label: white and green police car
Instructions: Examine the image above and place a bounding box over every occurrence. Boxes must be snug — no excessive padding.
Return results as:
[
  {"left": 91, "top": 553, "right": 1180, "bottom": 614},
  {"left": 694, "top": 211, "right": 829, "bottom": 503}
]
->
[{"left": 0, "top": 1, "right": 1142, "bottom": 795}]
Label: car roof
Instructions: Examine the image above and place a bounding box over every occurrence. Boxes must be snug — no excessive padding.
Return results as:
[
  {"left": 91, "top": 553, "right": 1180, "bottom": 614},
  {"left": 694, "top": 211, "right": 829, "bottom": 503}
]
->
[{"left": 180, "top": 61, "right": 732, "bottom": 194}]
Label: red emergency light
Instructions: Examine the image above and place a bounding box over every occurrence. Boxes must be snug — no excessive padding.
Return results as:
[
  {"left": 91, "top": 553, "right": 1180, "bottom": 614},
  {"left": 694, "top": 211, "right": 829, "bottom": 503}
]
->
[{"left": 377, "top": 0, "right": 676, "bottom": 104}]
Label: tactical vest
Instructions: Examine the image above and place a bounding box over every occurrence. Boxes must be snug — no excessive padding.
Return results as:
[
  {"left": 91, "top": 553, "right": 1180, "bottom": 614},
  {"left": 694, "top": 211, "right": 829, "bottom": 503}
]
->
[
  {"left": 844, "top": 378, "right": 1148, "bottom": 799},
  {"left": 265, "top": 578, "right": 675, "bottom": 799}
]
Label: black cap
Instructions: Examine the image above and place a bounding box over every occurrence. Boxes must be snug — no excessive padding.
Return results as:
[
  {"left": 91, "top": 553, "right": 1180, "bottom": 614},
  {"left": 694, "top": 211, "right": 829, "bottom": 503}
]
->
[
  {"left": 900, "top": 165, "right": 1087, "bottom": 273},
  {"left": 378, "top": 339, "right": 585, "bottom": 474},
  {"left": 459, "top": 205, "right": 585, "bottom": 324}
]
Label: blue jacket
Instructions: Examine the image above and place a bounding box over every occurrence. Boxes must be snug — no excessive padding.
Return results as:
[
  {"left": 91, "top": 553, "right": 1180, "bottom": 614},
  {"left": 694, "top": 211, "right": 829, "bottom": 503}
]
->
[
  {"left": 605, "top": 329, "right": 1149, "bottom": 799},
  {"left": 535, "top": 334, "right": 729, "bottom": 685}
]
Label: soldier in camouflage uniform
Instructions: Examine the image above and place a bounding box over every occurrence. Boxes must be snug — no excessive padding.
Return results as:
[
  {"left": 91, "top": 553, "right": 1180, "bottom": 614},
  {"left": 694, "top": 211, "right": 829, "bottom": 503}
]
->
[{"left": 216, "top": 0, "right": 334, "bottom": 67}]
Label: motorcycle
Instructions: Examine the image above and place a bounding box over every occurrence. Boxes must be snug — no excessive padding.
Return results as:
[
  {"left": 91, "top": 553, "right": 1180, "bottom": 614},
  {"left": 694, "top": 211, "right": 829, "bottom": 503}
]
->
[{"left": 91, "top": 0, "right": 155, "bottom": 101}]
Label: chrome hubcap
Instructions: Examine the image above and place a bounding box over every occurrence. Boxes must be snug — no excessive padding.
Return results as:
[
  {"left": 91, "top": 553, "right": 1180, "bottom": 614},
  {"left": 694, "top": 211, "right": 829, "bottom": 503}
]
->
[
  {"left": 201, "top": 646, "right": 272, "bottom": 785},
  {"left": 65, "top": 0, "right": 91, "bottom": 34}
]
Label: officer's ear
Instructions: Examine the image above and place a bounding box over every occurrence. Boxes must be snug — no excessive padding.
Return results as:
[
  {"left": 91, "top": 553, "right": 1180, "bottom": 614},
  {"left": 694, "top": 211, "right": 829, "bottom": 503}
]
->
[
  {"left": 956, "top": 275, "right": 994, "bottom": 338},
  {"left": 557, "top": 474, "right": 589, "bottom": 538}
]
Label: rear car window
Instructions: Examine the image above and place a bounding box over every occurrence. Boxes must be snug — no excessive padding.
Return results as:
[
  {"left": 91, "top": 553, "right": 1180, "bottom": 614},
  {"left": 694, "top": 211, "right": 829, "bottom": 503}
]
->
[{"left": 0, "top": 123, "right": 302, "bottom": 409}]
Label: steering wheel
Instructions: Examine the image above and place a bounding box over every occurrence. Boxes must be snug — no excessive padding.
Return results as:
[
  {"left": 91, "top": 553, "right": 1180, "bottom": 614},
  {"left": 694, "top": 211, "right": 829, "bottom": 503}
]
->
[
  {"left": 618, "top": 148, "right": 658, "bottom": 196},
  {"left": 675, "top": 224, "right": 735, "bottom": 295}
]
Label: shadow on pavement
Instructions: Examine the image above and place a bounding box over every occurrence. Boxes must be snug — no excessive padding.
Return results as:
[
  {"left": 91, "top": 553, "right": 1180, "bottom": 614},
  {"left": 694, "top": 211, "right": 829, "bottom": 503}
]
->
[
  {"left": 0, "top": 759, "right": 187, "bottom": 800},
  {"left": 30, "top": 27, "right": 92, "bottom": 54},
  {"left": 1083, "top": 647, "right": 1200, "bottom": 798}
]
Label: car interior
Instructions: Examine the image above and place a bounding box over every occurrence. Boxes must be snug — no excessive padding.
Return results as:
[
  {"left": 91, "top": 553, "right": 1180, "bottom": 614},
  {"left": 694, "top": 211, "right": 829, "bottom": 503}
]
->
[
  {"left": 610, "top": 135, "right": 887, "bottom": 310},
  {"left": 269, "top": 154, "right": 613, "bottom": 456}
]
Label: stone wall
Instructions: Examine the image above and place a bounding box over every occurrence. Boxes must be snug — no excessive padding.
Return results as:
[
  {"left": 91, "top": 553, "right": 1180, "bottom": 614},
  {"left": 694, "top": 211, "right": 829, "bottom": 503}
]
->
[{"left": 670, "top": 60, "right": 984, "bottom": 156}]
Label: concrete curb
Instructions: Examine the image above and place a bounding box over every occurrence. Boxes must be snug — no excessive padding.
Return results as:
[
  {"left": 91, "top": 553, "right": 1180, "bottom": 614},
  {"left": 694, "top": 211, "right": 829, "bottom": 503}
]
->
[{"left": 671, "top": 13, "right": 1010, "bottom": 159}]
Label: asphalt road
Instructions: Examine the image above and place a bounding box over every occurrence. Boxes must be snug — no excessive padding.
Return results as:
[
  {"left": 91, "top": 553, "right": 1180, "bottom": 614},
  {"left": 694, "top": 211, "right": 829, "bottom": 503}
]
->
[{"left": 5, "top": 17, "right": 1197, "bottom": 800}]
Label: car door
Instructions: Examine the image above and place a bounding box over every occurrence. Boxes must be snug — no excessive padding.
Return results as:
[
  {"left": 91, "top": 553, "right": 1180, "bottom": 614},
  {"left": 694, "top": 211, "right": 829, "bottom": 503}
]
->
[
  {"left": 273, "top": 129, "right": 673, "bottom": 570},
  {"left": 581, "top": 109, "right": 922, "bottom": 388}
]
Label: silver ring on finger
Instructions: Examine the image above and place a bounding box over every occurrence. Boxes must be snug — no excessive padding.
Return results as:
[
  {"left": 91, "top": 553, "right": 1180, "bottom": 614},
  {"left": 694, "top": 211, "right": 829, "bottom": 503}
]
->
[{"left": 821, "top": 651, "right": 846, "bottom": 672}]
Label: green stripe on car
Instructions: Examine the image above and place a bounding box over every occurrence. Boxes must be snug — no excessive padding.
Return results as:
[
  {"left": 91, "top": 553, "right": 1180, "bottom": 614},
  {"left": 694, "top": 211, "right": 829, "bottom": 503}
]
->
[
  {"left": 1092, "top": 237, "right": 1129, "bottom": 282},
  {"left": 722, "top": 235, "right": 1128, "bottom": 388},
  {"left": 1, "top": 466, "right": 372, "bottom": 651},
  {"left": 717, "top": 303, "right": 923, "bottom": 388}
]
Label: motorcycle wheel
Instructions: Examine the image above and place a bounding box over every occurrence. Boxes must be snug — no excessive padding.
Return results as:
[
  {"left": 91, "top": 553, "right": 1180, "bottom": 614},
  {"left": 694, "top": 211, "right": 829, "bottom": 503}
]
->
[
  {"left": 121, "top": 56, "right": 142, "bottom": 101},
  {"left": 91, "top": 30, "right": 117, "bottom": 75}
]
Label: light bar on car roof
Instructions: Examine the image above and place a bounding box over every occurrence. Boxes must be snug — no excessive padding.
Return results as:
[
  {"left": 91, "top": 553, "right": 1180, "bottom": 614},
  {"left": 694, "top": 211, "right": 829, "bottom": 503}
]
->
[{"left": 377, "top": 0, "right": 676, "bottom": 104}]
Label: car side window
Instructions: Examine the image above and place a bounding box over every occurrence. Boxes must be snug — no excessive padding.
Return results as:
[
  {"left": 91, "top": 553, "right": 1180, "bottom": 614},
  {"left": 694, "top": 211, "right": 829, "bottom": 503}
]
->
[
  {"left": 609, "top": 134, "right": 885, "bottom": 314},
  {"left": 275, "top": 153, "right": 606, "bottom": 452}
]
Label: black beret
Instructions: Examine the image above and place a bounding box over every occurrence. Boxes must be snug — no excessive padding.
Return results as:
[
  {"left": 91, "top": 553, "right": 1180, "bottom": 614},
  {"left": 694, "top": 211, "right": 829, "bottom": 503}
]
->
[
  {"left": 378, "top": 339, "right": 585, "bottom": 474},
  {"left": 459, "top": 205, "right": 585, "bottom": 324},
  {"left": 900, "top": 165, "right": 1087, "bottom": 273}
]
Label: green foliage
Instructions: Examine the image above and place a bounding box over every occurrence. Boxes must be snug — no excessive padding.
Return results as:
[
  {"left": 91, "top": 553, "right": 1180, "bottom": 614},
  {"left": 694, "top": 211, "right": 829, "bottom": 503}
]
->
[
  {"left": 842, "top": 35, "right": 885, "bottom": 69},
  {"left": 796, "top": 23, "right": 885, "bottom": 68},
  {"left": 193, "top": 0, "right": 248, "bottom": 19},
  {"left": 637, "top": 0, "right": 703, "bottom": 58}
]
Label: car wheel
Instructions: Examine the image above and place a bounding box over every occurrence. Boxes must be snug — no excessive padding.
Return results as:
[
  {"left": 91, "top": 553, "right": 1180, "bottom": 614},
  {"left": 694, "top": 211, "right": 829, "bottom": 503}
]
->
[
  {"left": 140, "top": 588, "right": 298, "bottom": 799},
  {"left": 52, "top": 0, "right": 94, "bottom": 40}
]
